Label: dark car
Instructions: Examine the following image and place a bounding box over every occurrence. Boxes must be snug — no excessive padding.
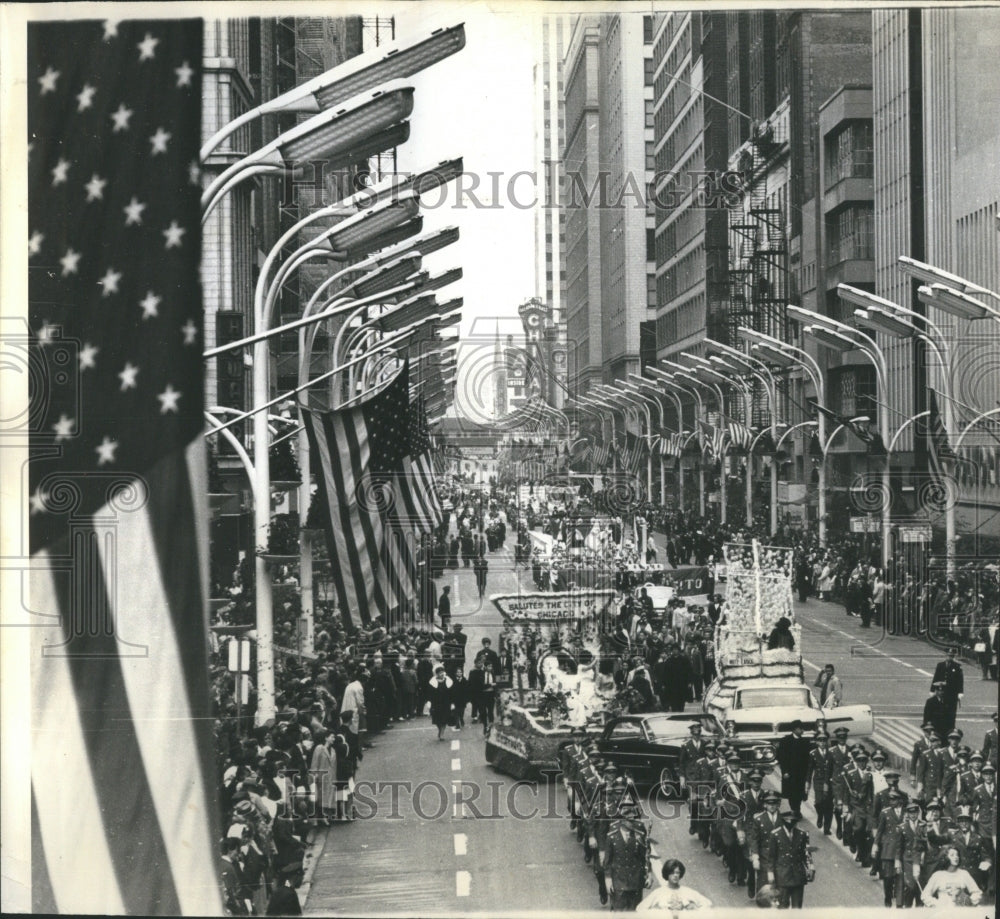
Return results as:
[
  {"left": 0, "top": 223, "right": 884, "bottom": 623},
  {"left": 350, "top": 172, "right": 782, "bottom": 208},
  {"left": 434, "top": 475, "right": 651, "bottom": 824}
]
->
[{"left": 593, "top": 712, "right": 723, "bottom": 797}]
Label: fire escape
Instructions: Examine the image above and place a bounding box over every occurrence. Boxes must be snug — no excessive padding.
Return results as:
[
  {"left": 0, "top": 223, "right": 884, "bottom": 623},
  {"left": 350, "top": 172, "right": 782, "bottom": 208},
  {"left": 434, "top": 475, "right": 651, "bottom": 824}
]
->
[{"left": 726, "top": 121, "right": 790, "bottom": 429}]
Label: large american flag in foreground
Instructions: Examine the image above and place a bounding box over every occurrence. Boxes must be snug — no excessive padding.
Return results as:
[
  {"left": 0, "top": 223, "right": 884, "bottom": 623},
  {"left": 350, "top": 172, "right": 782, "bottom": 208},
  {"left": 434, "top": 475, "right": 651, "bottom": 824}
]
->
[
  {"left": 301, "top": 365, "right": 412, "bottom": 631},
  {"left": 27, "top": 20, "right": 221, "bottom": 914}
]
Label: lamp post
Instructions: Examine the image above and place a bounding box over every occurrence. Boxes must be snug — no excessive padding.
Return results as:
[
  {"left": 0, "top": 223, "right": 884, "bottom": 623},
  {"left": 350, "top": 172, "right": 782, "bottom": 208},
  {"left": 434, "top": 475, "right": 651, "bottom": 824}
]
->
[
  {"left": 791, "top": 304, "right": 892, "bottom": 571},
  {"left": 840, "top": 283, "right": 958, "bottom": 576},
  {"left": 648, "top": 367, "right": 707, "bottom": 515},
  {"left": 708, "top": 345, "right": 782, "bottom": 535},
  {"left": 624, "top": 375, "right": 672, "bottom": 502},
  {"left": 735, "top": 329, "right": 829, "bottom": 546}
]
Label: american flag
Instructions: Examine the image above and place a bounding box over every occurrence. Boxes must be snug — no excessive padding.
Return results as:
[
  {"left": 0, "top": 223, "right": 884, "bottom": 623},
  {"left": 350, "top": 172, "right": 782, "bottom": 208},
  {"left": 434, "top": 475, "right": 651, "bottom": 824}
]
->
[
  {"left": 393, "top": 395, "right": 444, "bottom": 532},
  {"left": 727, "top": 420, "right": 754, "bottom": 453},
  {"left": 301, "top": 364, "right": 411, "bottom": 631},
  {"left": 27, "top": 20, "right": 221, "bottom": 914}
]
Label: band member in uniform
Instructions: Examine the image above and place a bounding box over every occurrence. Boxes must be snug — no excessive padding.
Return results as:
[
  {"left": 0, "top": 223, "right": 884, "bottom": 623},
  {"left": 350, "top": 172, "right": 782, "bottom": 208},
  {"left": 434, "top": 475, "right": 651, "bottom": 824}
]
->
[
  {"left": 900, "top": 798, "right": 928, "bottom": 908},
  {"left": 910, "top": 721, "right": 936, "bottom": 791},
  {"left": 751, "top": 790, "right": 783, "bottom": 891},
  {"left": 737, "top": 770, "right": 766, "bottom": 898},
  {"left": 717, "top": 753, "right": 748, "bottom": 886},
  {"left": 941, "top": 746, "right": 974, "bottom": 819},
  {"left": 916, "top": 731, "right": 945, "bottom": 801},
  {"left": 922, "top": 798, "right": 954, "bottom": 883},
  {"left": 766, "top": 810, "right": 815, "bottom": 909},
  {"left": 678, "top": 722, "right": 707, "bottom": 834},
  {"left": 842, "top": 749, "right": 875, "bottom": 867},
  {"left": 805, "top": 732, "right": 835, "bottom": 835},
  {"left": 604, "top": 802, "right": 652, "bottom": 911},
  {"left": 828, "top": 726, "right": 852, "bottom": 840},
  {"left": 949, "top": 805, "right": 994, "bottom": 900},
  {"left": 872, "top": 788, "right": 907, "bottom": 907}
]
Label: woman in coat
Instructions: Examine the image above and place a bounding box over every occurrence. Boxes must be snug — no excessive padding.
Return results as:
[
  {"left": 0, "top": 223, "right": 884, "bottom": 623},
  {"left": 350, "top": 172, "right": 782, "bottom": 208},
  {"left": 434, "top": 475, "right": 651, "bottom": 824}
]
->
[
  {"left": 309, "top": 729, "right": 337, "bottom": 823},
  {"left": 428, "top": 664, "right": 454, "bottom": 740}
]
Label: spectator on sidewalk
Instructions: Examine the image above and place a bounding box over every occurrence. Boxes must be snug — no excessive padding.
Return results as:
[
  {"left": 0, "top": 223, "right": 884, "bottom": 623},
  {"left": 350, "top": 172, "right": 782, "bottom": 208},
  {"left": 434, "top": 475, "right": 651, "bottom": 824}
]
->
[{"left": 437, "top": 585, "right": 451, "bottom": 631}]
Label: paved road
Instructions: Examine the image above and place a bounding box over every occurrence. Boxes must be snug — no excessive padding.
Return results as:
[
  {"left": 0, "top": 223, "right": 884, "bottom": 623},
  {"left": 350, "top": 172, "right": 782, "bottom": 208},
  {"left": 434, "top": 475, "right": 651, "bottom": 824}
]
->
[{"left": 303, "top": 527, "right": 997, "bottom": 913}]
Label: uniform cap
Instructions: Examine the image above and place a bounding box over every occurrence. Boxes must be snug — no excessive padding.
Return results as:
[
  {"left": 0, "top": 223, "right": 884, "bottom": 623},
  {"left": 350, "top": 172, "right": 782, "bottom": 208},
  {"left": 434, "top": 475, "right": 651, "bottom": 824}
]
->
[
  {"left": 947, "top": 729, "right": 962, "bottom": 740},
  {"left": 955, "top": 805, "right": 973, "bottom": 821},
  {"left": 779, "top": 810, "right": 801, "bottom": 821},
  {"left": 925, "top": 798, "right": 944, "bottom": 811},
  {"left": 969, "top": 751, "right": 983, "bottom": 761},
  {"left": 834, "top": 726, "right": 850, "bottom": 736},
  {"left": 905, "top": 800, "right": 921, "bottom": 811},
  {"left": 981, "top": 763, "right": 996, "bottom": 774},
  {"left": 762, "top": 791, "right": 781, "bottom": 803}
]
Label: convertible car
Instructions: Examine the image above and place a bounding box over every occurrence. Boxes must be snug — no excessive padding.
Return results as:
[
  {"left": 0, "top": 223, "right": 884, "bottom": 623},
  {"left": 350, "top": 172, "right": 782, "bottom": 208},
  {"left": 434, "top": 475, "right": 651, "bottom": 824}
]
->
[
  {"left": 704, "top": 678, "right": 874, "bottom": 749},
  {"left": 587, "top": 712, "right": 776, "bottom": 797}
]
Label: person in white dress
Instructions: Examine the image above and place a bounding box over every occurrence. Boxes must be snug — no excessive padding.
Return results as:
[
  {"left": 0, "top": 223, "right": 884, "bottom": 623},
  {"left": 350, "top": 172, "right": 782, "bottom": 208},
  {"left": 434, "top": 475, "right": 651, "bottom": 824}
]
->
[
  {"left": 921, "top": 845, "right": 982, "bottom": 907},
  {"left": 637, "top": 859, "right": 713, "bottom": 911}
]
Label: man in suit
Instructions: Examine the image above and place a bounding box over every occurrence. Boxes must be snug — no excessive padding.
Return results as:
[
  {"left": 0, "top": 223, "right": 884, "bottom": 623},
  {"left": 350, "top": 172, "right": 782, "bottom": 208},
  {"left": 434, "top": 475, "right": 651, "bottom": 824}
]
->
[
  {"left": 766, "top": 810, "right": 815, "bottom": 909},
  {"left": 872, "top": 788, "right": 907, "bottom": 907},
  {"left": 437, "top": 585, "right": 451, "bottom": 630},
  {"left": 805, "top": 732, "right": 836, "bottom": 835},
  {"left": 478, "top": 637, "right": 502, "bottom": 676},
  {"left": 900, "top": 799, "right": 928, "bottom": 908},
  {"left": 603, "top": 809, "right": 651, "bottom": 911},
  {"left": 923, "top": 682, "right": 951, "bottom": 741},
  {"left": 777, "top": 720, "right": 813, "bottom": 816},
  {"left": 931, "top": 647, "right": 964, "bottom": 733}
]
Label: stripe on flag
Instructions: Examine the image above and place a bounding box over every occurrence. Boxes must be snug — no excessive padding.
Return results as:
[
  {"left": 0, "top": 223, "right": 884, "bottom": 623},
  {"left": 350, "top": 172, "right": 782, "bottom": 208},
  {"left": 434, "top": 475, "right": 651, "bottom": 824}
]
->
[
  {"left": 300, "top": 365, "right": 410, "bottom": 630},
  {"left": 27, "top": 20, "right": 220, "bottom": 914}
]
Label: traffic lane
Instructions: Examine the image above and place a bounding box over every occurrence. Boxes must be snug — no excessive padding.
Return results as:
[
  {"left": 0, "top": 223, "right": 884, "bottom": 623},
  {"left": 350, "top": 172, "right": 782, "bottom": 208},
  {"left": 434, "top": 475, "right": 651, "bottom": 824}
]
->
[
  {"left": 453, "top": 736, "right": 600, "bottom": 912},
  {"left": 792, "top": 597, "right": 996, "bottom": 735},
  {"left": 304, "top": 721, "right": 475, "bottom": 914}
]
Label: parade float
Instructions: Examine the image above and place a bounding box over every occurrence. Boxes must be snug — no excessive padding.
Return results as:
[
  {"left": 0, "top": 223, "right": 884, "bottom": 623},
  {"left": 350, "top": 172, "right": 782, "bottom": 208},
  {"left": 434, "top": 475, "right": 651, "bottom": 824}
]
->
[
  {"left": 485, "top": 589, "right": 622, "bottom": 780},
  {"left": 702, "top": 540, "right": 873, "bottom": 747}
]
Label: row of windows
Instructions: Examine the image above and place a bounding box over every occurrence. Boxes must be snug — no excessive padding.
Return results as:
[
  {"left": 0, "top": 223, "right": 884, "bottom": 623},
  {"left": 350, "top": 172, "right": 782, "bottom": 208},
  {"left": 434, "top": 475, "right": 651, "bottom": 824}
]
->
[
  {"left": 655, "top": 293, "right": 706, "bottom": 350},
  {"left": 657, "top": 94, "right": 703, "bottom": 172},
  {"left": 654, "top": 64, "right": 692, "bottom": 141},
  {"left": 657, "top": 243, "right": 705, "bottom": 304},
  {"left": 824, "top": 121, "right": 874, "bottom": 190}
]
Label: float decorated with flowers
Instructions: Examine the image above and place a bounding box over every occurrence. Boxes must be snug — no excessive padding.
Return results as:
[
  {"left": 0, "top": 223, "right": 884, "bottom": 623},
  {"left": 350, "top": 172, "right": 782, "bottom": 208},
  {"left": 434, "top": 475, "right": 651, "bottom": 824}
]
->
[
  {"left": 703, "top": 540, "right": 873, "bottom": 747},
  {"left": 485, "top": 589, "right": 622, "bottom": 779}
]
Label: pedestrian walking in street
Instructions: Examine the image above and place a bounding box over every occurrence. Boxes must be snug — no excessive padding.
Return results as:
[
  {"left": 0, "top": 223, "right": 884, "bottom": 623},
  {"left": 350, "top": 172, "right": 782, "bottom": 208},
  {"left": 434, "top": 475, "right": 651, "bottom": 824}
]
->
[
  {"left": 473, "top": 554, "right": 488, "bottom": 598},
  {"left": 766, "top": 810, "right": 815, "bottom": 909},
  {"left": 813, "top": 663, "right": 842, "bottom": 708},
  {"left": 437, "top": 584, "right": 451, "bottom": 631},
  {"left": 931, "top": 646, "right": 964, "bottom": 733},
  {"left": 450, "top": 669, "right": 470, "bottom": 729},
  {"left": 427, "top": 665, "right": 454, "bottom": 741}
]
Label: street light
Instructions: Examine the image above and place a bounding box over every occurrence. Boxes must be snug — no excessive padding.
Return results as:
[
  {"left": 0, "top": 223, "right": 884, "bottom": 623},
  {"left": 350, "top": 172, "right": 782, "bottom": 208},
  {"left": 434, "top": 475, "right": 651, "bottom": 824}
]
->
[
  {"left": 897, "top": 256, "right": 1000, "bottom": 303},
  {"left": 917, "top": 284, "right": 1000, "bottom": 322},
  {"left": 201, "top": 23, "right": 466, "bottom": 159},
  {"left": 795, "top": 303, "right": 892, "bottom": 570},
  {"left": 202, "top": 83, "right": 416, "bottom": 219}
]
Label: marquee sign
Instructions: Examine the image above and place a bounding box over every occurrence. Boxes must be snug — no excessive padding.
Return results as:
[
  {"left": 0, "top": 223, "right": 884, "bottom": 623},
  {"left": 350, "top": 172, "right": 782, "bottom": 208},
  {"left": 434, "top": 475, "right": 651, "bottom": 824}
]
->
[{"left": 491, "top": 589, "right": 616, "bottom": 622}]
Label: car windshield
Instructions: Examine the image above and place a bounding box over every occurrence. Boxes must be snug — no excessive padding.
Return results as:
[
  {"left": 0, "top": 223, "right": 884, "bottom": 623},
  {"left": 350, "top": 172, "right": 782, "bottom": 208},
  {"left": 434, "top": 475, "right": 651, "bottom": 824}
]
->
[
  {"left": 644, "top": 715, "right": 711, "bottom": 741},
  {"left": 736, "top": 688, "right": 812, "bottom": 709}
]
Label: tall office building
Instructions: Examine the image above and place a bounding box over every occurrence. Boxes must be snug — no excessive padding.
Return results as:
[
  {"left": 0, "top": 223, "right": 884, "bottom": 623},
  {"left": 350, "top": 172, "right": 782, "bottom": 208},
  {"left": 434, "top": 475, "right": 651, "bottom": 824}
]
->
[
  {"left": 563, "top": 16, "right": 603, "bottom": 395},
  {"left": 873, "top": 9, "right": 1000, "bottom": 530},
  {"left": 650, "top": 12, "right": 730, "bottom": 368},
  {"left": 563, "top": 14, "right": 655, "bottom": 395},
  {"left": 533, "top": 16, "right": 570, "bottom": 323}
]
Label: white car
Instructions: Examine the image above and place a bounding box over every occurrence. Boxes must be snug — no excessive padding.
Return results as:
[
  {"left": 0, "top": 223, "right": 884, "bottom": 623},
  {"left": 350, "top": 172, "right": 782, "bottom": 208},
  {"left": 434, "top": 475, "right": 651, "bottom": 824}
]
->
[{"left": 704, "top": 678, "right": 874, "bottom": 747}]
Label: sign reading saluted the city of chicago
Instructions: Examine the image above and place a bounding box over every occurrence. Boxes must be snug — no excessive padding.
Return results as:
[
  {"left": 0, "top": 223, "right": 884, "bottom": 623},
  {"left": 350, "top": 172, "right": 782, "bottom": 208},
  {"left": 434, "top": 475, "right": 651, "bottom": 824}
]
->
[{"left": 491, "top": 589, "right": 616, "bottom": 621}]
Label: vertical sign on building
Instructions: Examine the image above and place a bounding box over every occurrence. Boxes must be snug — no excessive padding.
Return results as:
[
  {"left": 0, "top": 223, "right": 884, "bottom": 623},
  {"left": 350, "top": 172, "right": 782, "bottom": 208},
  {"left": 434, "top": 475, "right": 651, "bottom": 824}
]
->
[{"left": 215, "top": 311, "right": 245, "bottom": 454}]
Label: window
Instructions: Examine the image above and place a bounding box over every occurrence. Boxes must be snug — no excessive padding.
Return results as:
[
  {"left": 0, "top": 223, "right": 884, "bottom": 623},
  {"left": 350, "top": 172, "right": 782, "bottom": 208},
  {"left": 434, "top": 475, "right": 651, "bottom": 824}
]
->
[
  {"left": 643, "top": 15, "right": 654, "bottom": 43},
  {"left": 827, "top": 204, "right": 874, "bottom": 265},
  {"left": 824, "top": 122, "right": 874, "bottom": 189},
  {"left": 610, "top": 720, "right": 643, "bottom": 740}
]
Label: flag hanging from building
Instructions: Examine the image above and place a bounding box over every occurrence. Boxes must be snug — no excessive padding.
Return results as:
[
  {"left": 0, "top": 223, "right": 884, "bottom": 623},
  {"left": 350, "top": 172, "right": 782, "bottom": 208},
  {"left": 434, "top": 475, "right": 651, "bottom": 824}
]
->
[
  {"left": 301, "top": 364, "right": 411, "bottom": 631},
  {"left": 727, "top": 420, "right": 754, "bottom": 454},
  {"left": 925, "top": 390, "right": 956, "bottom": 497},
  {"left": 27, "top": 20, "right": 221, "bottom": 915},
  {"left": 813, "top": 401, "right": 887, "bottom": 457},
  {"left": 698, "top": 420, "right": 727, "bottom": 459}
]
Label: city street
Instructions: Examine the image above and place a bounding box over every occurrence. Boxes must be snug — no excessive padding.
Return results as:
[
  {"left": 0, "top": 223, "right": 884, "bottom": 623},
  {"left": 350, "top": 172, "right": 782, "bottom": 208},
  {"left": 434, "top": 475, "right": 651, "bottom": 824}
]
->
[{"left": 303, "top": 529, "right": 995, "bottom": 913}]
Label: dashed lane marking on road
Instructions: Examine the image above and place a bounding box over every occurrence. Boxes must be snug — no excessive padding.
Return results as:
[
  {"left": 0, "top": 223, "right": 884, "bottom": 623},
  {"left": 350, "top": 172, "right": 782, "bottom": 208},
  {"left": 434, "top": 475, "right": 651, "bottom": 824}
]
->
[
  {"left": 454, "top": 834, "right": 467, "bottom": 856},
  {"left": 451, "top": 780, "right": 468, "bottom": 819},
  {"left": 456, "top": 870, "right": 471, "bottom": 897},
  {"left": 451, "top": 758, "right": 461, "bottom": 771},
  {"left": 451, "top": 740, "right": 460, "bottom": 751},
  {"left": 806, "top": 619, "right": 933, "bottom": 677}
]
